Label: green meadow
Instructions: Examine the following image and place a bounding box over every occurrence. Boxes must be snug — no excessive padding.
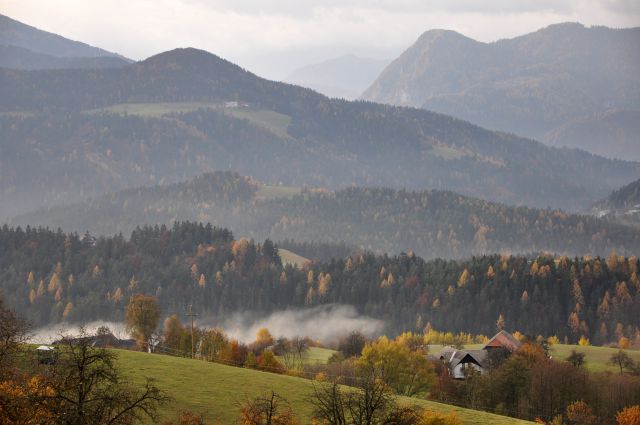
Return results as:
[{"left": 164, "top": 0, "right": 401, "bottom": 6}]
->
[{"left": 114, "top": 349, "right": 532, "bottom": 424}]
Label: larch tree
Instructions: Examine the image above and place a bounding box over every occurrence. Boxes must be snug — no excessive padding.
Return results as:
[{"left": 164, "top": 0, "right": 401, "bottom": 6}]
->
[{"left": 125, "top": 294, "right": 161, "bottom": 352}]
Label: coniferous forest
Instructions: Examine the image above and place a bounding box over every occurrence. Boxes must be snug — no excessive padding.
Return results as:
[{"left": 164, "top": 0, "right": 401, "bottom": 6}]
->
[{"left": 2, "top": 222, "right": 638, "bottom": 344}]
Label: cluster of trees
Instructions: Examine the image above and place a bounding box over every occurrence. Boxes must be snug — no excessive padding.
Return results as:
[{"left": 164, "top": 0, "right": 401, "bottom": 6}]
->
[
  {"left": 430, "top": 339, "right": 640, "bottom": 424},
  {"left": 1, "top": 223, "right": 639, "bottom": 343},
  {"left": 14, "top": 171, "right": 640, "bottom": 260},
  {"left": 0, "top": 297, "right": 168, "bottom": 424}
]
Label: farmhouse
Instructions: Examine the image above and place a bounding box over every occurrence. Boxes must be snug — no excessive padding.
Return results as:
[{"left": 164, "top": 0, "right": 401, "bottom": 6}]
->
[{"left": 435, "top": 330, "right": 522, "bottom": 379}]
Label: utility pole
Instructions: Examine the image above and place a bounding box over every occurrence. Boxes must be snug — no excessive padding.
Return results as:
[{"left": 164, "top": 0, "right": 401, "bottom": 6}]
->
[{"left": 186, "top": 304, "right": 198, "bottom": 359}]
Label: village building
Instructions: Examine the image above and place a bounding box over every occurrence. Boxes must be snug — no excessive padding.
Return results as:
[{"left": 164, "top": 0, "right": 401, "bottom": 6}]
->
[{"left": 434, "top": 330, "right": 523, "bottom": 379}]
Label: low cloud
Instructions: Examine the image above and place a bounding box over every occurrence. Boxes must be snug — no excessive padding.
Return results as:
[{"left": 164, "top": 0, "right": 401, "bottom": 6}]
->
[
  {"left": 201, "top": 304, "right": 385, "bottom": 344},
  {"left": 29, "top": 304, "right": 383, "bottom": 345},
  {"left": 29, "top": 320, "right": 130, "bottom": 344}
]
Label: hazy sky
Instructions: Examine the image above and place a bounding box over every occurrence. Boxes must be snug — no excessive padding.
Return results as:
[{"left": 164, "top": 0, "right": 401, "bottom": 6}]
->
[{"left": 3, "top": 0, "right": 639, "bottom": 79}]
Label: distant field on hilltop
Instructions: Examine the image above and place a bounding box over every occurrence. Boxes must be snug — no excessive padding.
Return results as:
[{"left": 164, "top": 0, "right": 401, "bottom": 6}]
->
[{"left": 114, "top": 349, "right": 532, "bottom": 424}]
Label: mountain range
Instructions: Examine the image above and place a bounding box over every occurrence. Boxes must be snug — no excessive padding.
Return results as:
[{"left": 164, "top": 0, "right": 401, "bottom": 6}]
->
[
  {"left": 0, "top": 13, "right": 131, "bottom": 70},
  {"left": 2, "top": 46, "right": 639, "bottom": 221},
  {"left": 361, "top": 23, "right": 640, "bottom": 160}
]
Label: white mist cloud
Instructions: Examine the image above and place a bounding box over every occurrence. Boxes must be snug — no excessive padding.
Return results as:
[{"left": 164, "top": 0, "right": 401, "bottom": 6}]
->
[
  {"left": 29, "top": 320, "right": 130, "bottom": 344},
  {"left": 29, "top": 305, "right": 383, "bottom": 345},
  {"left": 201, "top": 304, "right": 384, "bottom": 344}
]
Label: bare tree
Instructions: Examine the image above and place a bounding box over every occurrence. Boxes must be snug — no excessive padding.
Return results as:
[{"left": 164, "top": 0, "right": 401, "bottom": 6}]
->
[
  {"left": 310, "top": 372, "right": 395, "bottom": 425},
  {"left": 346, "top": 374, "right": 394, "bottom": 425},
  {"left": 0, "top": 294, "right": 29, "bottom": 379},
  {"left": 309, "top": 381, "right": 348, "bottom": 425},
  {"left": 609, "top": 350, "right": 638, "bottom": 375},
  {"left": 44, "top": 329, "right": 169, "bottom": 424}
]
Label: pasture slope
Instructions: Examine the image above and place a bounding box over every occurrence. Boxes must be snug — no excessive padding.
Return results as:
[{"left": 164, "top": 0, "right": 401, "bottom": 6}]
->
[{"left": 114, "top": 349, "right": 532, "bottom": 424}]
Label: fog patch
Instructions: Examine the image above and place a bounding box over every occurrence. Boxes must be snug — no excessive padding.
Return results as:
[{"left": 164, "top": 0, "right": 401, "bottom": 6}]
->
[
  {"left": 202, "top": 304, "right": 384, "bottom": 344},
  {"left": 29, "top": 321, "right": 130, "bottom": 344}
]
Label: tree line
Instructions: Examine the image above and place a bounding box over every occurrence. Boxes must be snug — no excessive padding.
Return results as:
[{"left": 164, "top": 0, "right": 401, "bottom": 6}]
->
[{"left": 1, "top": 222, "right": 639, "bottom": 344}]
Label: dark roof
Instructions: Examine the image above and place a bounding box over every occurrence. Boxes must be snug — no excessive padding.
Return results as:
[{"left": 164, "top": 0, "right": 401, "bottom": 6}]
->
[
  {"left": 437, "top": 347, "right": 488, "bottom": 368},
  {"left": 482, "top": 330, "right": 522, "bottom": 352}
]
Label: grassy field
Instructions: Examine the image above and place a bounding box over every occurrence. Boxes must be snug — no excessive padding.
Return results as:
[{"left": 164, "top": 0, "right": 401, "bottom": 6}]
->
[
  {"left": 278, "top": 248, "right": 310, "bottom": 269},
  {"left": 223, "top": 108, "right": 291, "bottom": 137},
  {"left": 86, "top": 102, "right": 219, "bottom": 117},
  {"left": 86, "top": 102, "right": 291, "bottom": 137},
  {"left": 549, "top": 344, "right": 640, "bottom": 373},
  {"left": 115, "top": 349, "right": 531, "bottom": 424}
]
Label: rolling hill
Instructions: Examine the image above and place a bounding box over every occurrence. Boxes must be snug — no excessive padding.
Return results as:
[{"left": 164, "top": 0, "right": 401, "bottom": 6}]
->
[
  {"left": 115, "top": 349, "right": 530, "bottom": 424},
  {"left": 12, "top": 171, "right": 640, "bottom": 260},
  {"left": 1, "top": 47, "right": 639, "bottom": 221},
  {"left": 361, "top": 23, "right": 640, "bottom": 158},
  {"left": 543, "top": 109, "right": 640, "bottom": 161}
]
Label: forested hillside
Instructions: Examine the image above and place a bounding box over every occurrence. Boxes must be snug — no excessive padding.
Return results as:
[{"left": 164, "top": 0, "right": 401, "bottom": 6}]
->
[
  {"left": 1, "top": 48, "right": 638, "bottom": 220},
  {"left": 1, "top": 222, "right": 638, "bottom": 345},
  {"left": 14, "top": 172, "right": 640, "bottom": 259}
]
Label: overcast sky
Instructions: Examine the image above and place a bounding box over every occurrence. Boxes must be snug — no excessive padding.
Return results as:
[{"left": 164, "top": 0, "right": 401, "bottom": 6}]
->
[{"left": 3, "top": 0, "right": 639, "bottom": 79}]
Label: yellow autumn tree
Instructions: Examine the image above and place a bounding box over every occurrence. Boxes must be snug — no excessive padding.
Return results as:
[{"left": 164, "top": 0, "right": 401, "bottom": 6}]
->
[
  {"left": 457, "top": 269, "right": 470, "bottom": 287},
  {"left": 54, "top": 286, "right": 63, "bottom": 302},
  {"left": 255, "top": 328, "right": 274, "bottom": 347},
  {"left": 317, "top": 273, "right": 331, "bottom": 296},
  {"left": 26, "top": 271, "right": 34, "bottom": 285},
  {"left": 198, "top": 274, "right": 206, "bottom": 288},
  {"left": 62, "top": 302, "right": 73, "bottom": 319},
  {"left": 48, "top": 273, "right": 60, "bottom": 293},
  {"left": 112, "top": 287, "right": 123, "bottom": 302},
  {"left": 36, "top": 280, "right": 46, "bottom": 297},
  {"left": 486, "top": 265, "right": 495, "bottom": 279}
]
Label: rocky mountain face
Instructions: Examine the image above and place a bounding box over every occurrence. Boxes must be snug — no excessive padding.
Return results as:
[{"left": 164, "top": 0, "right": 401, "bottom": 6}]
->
[{"left": 361, "top": 23, "right": 640, "bottom": 159}]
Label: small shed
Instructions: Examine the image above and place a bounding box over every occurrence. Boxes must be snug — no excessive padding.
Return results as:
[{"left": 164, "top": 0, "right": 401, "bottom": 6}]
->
[{"left": 36, "top": 345, "right": 58, "bottom": 365}]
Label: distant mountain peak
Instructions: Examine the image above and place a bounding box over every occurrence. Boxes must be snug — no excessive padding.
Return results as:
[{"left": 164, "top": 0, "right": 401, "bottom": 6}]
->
[
  {"left": 0, "top": 13, "right": 130, "bottom": 60},
  {"left": 139, "top": 47, "right": 252, "bottom": 76}
]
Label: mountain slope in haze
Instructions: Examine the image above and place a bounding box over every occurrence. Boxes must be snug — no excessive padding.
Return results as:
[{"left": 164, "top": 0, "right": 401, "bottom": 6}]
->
[
  {"left": 543, "top": 109, "right": 640, "bottom": 161},
  {"left": 13, "top": 172, "right": 640, "bottom": 260},
  {"left": 591, "top": 178, "right": 640, "bottom": 227},
  {"left": 0, "top": 14, "right": 131, "bottom": 69},
  {"left": 361, "top": 23, "right": 640, "bottom": 157},
  {"left": 285, "top": 54, "right": 390, "bottom": 99},
  {"left": 0, "top": 45, "right": 130, "bottom": 70},
  {"left": 1, "top": 47, "right": 639, "bottom": 220}
]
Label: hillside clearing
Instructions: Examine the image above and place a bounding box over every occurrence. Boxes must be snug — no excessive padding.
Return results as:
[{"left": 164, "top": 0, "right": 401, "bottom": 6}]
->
[{"left": 278, "top": 248, "right": 310, "bottom": 269}]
